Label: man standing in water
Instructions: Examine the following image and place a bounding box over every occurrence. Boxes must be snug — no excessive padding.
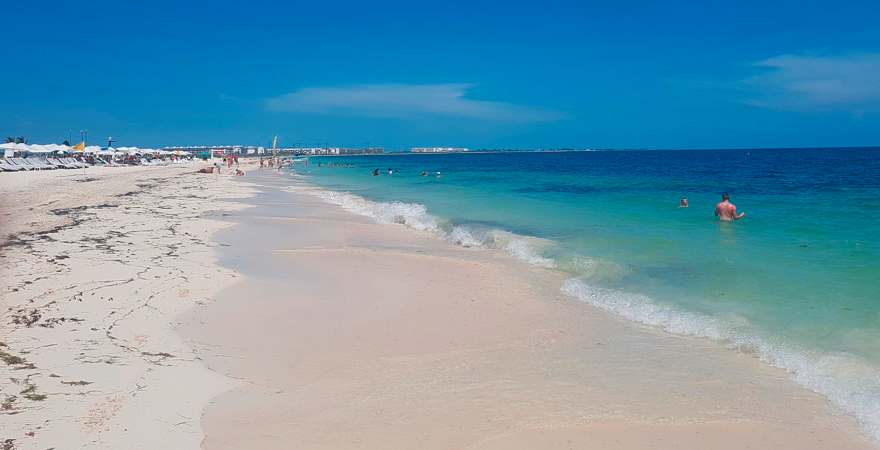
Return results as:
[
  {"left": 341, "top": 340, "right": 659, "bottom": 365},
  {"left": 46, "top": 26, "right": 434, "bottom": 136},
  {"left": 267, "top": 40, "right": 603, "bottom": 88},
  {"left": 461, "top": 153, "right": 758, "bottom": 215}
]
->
[{"left": 715, "top": 193, "right": 745, "bottom": 221}]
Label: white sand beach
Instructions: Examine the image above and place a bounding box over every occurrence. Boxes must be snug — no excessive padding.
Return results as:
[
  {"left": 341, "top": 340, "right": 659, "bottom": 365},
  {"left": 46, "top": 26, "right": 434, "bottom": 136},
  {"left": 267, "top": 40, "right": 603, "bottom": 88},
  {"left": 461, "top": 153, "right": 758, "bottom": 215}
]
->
[
  {"left": 1, "top": 165, "right": 876, "bottom": 449},
  {"left": 0, "top": 164, "right": 256, "bottom": 449}
]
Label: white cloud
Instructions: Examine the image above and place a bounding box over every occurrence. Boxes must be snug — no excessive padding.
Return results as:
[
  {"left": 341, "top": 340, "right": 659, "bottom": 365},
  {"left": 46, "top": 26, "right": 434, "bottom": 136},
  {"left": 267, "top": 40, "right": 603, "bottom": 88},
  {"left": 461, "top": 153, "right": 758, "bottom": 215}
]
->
[
  {"left": 743, "top": 53, "right": 880, "bottom": 113},
  {"left": 265, "top": 83, "right": 563, "bottom": 122}
]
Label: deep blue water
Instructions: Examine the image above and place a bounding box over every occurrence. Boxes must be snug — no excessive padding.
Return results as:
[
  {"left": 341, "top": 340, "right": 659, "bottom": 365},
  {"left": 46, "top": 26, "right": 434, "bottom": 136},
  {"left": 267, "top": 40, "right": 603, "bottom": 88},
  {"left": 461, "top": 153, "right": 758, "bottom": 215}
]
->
[{"left": 292, "top": 148, "right": 880, "bottom": 438}]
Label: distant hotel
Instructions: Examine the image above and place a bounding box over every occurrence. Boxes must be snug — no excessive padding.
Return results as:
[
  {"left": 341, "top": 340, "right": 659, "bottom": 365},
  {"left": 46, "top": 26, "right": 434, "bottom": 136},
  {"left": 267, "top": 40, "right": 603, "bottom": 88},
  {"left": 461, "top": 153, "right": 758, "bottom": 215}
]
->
[{"left": 410, "top": 147, "right": 469, "bottom": 153}]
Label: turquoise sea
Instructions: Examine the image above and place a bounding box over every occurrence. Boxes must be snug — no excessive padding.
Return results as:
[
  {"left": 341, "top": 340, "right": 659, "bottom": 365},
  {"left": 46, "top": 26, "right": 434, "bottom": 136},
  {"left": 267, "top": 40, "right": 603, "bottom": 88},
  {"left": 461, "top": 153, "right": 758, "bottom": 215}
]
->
[{"left": 292, "top": 148, "right": 880, "bottom": 438}]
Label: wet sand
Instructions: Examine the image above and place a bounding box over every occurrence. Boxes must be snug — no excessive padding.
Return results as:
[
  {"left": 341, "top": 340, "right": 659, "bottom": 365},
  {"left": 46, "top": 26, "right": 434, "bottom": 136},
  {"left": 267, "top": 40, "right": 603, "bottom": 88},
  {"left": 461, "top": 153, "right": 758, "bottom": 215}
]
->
[{"left": 183, "top": 171, "right": 875, "bottom": 450}]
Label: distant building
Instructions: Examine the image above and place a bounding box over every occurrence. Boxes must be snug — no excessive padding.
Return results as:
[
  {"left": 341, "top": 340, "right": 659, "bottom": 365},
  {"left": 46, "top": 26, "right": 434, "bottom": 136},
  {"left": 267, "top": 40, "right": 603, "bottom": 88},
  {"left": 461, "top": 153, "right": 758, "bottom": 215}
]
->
[
  {"left": 160, "top": 145, "right": 382, "bottom": 156},
  {"left": 411, "top": 147, "right": 469, "bottom": 153},
  {"left": 281, "top": 147, "right": 384, "bottom": 155}
]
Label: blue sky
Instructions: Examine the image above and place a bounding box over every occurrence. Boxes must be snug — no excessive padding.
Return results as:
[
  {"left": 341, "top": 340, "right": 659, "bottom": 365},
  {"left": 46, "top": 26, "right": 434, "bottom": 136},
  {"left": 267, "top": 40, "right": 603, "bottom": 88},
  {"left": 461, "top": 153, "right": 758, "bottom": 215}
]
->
[{"left": 3, "top": 0, "right": 879, "bottom": 149}]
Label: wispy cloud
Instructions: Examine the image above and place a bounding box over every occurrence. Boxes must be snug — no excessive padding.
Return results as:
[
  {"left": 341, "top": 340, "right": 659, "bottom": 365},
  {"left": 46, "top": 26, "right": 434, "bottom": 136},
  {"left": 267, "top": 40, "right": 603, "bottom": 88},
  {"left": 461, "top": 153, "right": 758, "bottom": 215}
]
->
[
  {"left": 742, "top": 53, "right": 880, "bottom": 113},
  {"left": 265, "top": 83, "right": 564, "bottom": 122}
]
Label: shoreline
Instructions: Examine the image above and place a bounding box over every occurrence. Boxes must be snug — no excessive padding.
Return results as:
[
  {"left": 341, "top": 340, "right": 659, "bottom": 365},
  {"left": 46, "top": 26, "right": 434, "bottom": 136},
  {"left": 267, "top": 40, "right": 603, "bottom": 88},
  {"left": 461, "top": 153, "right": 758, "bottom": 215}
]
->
[
  {"left": 185, "top": 170, "right": 875, "bottom": 449},
  {"left": 1, "top": 164, "right": 875, "bottom": 448},
  {"left": 277, "top": 166, "right": 880, "bottom": 443}
]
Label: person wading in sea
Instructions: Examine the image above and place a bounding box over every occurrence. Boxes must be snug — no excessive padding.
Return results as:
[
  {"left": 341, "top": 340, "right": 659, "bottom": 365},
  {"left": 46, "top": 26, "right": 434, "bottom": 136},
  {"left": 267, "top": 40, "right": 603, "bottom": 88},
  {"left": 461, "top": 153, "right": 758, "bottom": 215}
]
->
[{"left": 714, "top": 193, "right": 745, "bottom": 221}]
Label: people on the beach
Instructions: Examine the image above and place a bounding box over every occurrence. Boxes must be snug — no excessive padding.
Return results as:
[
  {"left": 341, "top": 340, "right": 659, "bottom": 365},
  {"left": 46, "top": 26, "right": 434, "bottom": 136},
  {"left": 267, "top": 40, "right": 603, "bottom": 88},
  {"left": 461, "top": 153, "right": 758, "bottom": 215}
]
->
[
  {"left": 213, "top": 162, "right": 221, "bottom": 174},
  {"left": 714, "top": 193, "right": 745, "bottom": 221},
  {"left": 679, "top": 197, "right": 688, "bottom": 208}
]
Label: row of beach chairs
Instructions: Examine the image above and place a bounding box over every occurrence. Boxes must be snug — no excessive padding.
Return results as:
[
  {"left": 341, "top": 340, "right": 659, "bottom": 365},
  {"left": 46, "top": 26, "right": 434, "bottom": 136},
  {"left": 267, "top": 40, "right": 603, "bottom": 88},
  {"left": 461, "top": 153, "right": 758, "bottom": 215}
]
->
[{"left": 0, "top": 157, "right": 89, "bottom": 172}]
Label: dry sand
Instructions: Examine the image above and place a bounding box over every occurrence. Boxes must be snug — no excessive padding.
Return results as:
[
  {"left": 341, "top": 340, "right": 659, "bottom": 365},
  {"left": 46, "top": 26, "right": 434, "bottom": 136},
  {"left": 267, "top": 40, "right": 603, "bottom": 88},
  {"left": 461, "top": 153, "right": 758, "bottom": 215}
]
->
[
  {"left": 0, "top": 162, "right": 257, "bottom": 449},
  {"left": 182, "top": 172, "right": 876, "bottom": 450}
]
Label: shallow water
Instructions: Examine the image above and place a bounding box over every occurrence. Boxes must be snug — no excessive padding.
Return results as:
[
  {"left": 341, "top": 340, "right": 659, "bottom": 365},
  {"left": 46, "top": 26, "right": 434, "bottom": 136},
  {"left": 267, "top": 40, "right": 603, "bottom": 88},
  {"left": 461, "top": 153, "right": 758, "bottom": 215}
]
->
[{"left": 291, "top": 148, "right": 880, "bottom": 439}]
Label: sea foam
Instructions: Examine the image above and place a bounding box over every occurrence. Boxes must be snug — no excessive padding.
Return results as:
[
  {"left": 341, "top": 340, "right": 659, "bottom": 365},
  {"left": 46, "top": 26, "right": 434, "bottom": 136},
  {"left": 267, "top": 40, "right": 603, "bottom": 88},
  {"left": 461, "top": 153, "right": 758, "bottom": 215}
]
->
[
  {"left": 561, "top": 278, "right": 880, "bottom": 442},
  {"left": 311, "top": 189, "right": 441, "bottom": 232},
  {"left": 301, "top": 187, "right": 557, "bottom": 268}
]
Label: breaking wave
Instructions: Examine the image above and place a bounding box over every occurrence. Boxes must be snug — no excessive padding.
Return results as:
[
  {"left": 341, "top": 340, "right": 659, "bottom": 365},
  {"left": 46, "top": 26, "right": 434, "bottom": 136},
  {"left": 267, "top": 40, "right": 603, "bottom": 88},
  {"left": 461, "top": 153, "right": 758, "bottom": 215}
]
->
[
  {"left": 303, "top": 187, "right": 557, "bottom": 268},
  {"left": 561, "top": 278, "right": 880, "bottom": 442}
]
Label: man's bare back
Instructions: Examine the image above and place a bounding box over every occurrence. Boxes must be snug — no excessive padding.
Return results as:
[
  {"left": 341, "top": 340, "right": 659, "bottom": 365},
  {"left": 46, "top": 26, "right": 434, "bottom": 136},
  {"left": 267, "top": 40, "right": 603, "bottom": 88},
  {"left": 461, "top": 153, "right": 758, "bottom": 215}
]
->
[{"left": 715, "top": 193, "right": 745, "bottom": 221}]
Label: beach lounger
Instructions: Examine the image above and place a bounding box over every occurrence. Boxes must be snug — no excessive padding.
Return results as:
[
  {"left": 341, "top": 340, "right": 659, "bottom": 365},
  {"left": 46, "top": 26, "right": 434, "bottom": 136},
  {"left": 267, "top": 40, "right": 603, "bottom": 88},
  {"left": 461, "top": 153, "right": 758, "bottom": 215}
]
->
[
  {"left": 49, "top": 157, "right": 76, "bottom": 169},
  {"left": 34, "top": 158, "right": 54, "bottom": 170},
  {"left": 16, "top": 157, "right": 50, "bottom": 170},
  {"left": 62, "top": 157, "right": 87, "bottom": 168},
  {"left": 34, "top": 157, "right": 58, "bottom": 169},
  {"left": 47, "top": 157, "right": 67, "bottom": 168},
  {"left": 0, "top": 159, "right": 25, "bottom": 171},
  {"left": 60, "top": 158, "right": 81, "bottom": 168},
  {"left": 9, "top": 158, "right": 35, "bottom": 170}
]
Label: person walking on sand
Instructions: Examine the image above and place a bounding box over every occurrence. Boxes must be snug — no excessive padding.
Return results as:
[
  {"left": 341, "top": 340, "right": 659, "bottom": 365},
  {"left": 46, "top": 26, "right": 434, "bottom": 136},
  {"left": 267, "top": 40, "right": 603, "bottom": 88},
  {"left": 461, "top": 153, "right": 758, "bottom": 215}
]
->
[{"left": 715, "top": 193, "right": 745, "bottom": 221}]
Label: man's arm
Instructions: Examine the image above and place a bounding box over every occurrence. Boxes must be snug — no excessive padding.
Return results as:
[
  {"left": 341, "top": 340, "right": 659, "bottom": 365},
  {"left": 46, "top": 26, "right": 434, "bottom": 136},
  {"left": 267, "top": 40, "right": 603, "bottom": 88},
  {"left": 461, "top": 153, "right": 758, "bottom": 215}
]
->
[{"left": 733, "top": 205, "right": 745, "bottom": 220}]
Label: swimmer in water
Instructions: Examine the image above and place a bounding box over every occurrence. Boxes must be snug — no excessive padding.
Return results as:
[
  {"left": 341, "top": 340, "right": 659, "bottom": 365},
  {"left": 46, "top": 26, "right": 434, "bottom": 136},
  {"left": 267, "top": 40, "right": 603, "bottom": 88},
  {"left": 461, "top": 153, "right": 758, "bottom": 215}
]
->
[
  {"left": 420, "top": 171, "right": 428, "bottom": 176},
  {"left": 372, "top": 168, "right": 380, "bottom": 176},
  {"left": 679, "top": 197, "right": 688, "bottom": 208},
  {"left": 714, "top": 193, "right": 745, "bottom": 221}
]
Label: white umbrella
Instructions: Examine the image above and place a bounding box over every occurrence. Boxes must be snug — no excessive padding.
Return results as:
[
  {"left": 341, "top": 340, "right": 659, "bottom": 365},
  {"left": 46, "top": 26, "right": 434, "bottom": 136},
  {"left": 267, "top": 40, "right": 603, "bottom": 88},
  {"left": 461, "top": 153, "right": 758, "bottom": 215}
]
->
[{"left": 27, "top": 144, "right": 54, "bottom": 153}]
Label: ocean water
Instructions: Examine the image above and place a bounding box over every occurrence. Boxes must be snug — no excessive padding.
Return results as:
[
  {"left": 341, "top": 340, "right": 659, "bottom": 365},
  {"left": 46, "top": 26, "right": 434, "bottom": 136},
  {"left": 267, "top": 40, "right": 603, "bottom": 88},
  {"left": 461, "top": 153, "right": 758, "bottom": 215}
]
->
[{"left": 290, "top": 148, "right": 880, "bottom": 439}]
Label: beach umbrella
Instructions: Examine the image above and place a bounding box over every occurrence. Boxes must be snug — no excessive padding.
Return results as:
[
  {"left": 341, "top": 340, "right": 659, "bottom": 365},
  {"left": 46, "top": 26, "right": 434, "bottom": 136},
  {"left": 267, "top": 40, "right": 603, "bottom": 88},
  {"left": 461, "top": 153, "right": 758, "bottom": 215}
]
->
[{"left": 27, "top": 144, "right": 53, "bottom": 153}]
